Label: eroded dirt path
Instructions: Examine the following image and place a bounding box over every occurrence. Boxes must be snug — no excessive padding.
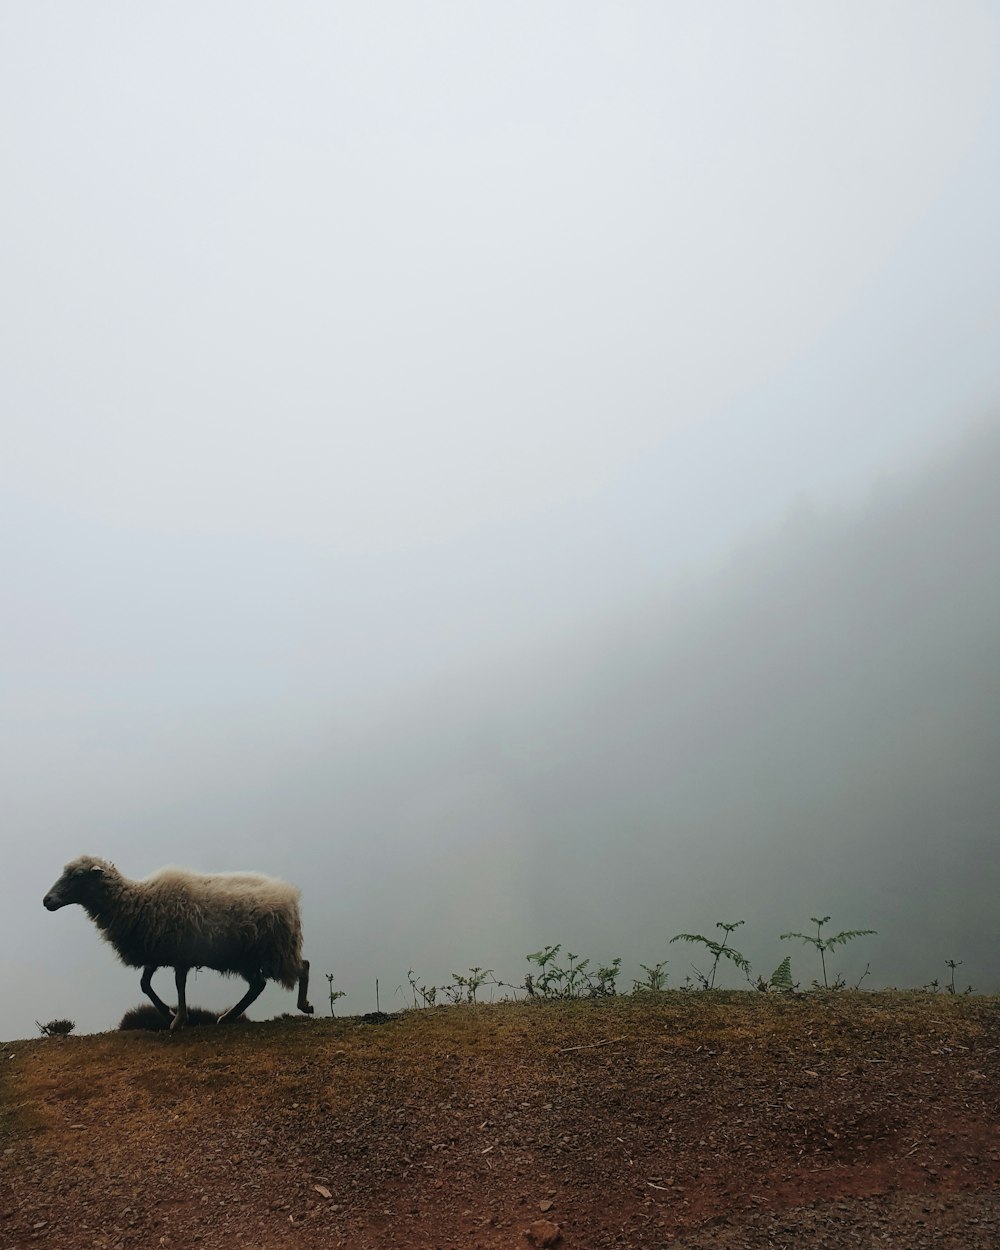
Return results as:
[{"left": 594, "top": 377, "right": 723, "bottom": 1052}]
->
[{"left": 2, "top": 993, "right": 998, "bottom": 1248}]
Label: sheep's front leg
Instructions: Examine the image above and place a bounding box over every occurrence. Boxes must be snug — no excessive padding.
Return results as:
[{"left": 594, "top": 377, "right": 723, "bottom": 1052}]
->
[
  {"left": 140, "top": 966, "right": 173, "bottom": 1023},
  {"left": 297, "top": 959, "right": 314, "bottom": 1015},
  {"left": 171, "top": 967, "right": 189, "bottom": 1031},
  {"left": 218, "top": 972, "right": 266, "bottom": 1024}
]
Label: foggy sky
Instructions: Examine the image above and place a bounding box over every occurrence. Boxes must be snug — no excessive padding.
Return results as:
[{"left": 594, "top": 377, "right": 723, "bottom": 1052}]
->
[{"left": 3, "top": 4, "right": 1000, "bottom": 1037}]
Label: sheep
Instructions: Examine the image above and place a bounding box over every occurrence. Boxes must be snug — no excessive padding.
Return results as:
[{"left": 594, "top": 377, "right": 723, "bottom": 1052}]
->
[{"left": 43, "top": 855, "right": 314, "bottom": 1030}]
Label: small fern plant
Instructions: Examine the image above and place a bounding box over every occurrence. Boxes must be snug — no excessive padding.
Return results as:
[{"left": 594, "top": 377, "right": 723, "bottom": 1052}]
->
[
  {"left": 632, "top": 961, "right": 669, "bottom": 992},
  {"left": 590, "top": 958, "right": 622, "bottom": 997},
  {"left": 780, "top": 916, "right": 876, "bottom": 988},
  {"left": 670, "top": 920, "right": 751, "bottom": 989},
  {"left": 325, "top": 972, "right": 347, "bottom": 1017},
  {"left": 438, "top": 967, "right": 494, "bottom": 1004},
  {"left": 768, "top": 955, "right": 795, "bottom": 992},
  {"left": 525, "top": 945, "right": 564, "bottom": 998}
]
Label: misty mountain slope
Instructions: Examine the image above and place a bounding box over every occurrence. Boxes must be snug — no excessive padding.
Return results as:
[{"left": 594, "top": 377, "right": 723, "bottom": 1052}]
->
[
  {"left": 514, "top": 422, "right": 1000, "bottom": 981},
  {"left": 365, "top": 422, "right": 1000, "bottom": 987}
]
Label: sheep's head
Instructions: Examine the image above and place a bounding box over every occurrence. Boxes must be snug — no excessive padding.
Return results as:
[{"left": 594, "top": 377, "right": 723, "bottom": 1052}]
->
[{"left": 43, "top": 856, "right": 114, "bottom": 911}]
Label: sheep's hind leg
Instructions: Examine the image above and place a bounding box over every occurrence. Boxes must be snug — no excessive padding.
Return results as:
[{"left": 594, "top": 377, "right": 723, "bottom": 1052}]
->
[
  {"left": 170, "top": 967, "right": 189, "bottom": 1031},
  {"left": 218, "top": 972, "right": 266, "bottom": 1024},
  {"left": 297, "top": 959, "right": 314, "bottom": 1015},
  {"left": 140, "top": 966, "right": 174, "bottom": 1023}
]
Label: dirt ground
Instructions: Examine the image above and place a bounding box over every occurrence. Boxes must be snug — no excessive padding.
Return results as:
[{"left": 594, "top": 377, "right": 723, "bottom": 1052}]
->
[{"left": 2, "top": 992, "right": 998, "bottom": 1249}]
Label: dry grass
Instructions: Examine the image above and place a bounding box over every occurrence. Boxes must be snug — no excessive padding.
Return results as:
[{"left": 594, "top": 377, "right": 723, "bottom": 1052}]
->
[{"left": 1, "top": 991, "right": 998, "bottom": 1248}]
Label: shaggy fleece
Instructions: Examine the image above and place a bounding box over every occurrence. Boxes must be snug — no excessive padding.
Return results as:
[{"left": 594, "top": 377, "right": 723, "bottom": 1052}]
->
[{"left": 47, "top": 855, "right": 306, "bottom": 988}]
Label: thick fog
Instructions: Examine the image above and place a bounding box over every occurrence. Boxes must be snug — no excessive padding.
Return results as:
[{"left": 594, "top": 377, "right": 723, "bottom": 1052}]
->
[{"left": 3, "top": 5, "right": 999, "bottom": 1038}]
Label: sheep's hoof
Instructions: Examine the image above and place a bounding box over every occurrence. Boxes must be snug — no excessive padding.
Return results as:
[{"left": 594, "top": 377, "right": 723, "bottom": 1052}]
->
[{"left": 300, "top": 1001, "right": 314, "bottom": 1015}]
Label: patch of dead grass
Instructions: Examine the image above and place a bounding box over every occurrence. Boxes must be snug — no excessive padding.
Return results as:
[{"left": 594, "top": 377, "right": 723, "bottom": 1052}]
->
[{"left": 2, "top": 992, "right": 997, "bottom": 1248}]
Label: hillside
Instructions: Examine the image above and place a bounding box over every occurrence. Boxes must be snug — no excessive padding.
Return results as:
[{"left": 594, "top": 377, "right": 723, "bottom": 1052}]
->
[{"left": 2, "top": 993, "right": 998, "bottom": 1249}]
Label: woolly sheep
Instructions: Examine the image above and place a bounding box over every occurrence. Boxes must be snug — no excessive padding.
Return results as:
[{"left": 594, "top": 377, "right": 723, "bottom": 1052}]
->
[{"left": 43, "top": 855, "right": 314, "bottom": 1030}]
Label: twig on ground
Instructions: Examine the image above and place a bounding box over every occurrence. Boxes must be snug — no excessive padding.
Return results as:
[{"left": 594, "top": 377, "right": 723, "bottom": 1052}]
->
[{"left": 557, "top": 1036, "right": 628, "bottom": 1054}]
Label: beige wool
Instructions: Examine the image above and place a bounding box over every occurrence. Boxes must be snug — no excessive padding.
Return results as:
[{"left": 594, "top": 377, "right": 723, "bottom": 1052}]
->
[{"left": 44, "top": 855, "right": 314, "bottom": 1027}]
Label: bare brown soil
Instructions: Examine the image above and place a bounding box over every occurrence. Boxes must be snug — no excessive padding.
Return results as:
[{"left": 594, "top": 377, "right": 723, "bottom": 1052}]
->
[{"left": 2, "top": 992, "right": 998, "bottom": 1248}]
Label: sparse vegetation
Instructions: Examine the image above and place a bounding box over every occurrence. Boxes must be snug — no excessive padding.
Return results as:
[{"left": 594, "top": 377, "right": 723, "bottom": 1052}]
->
[
  {"left": 354, "top": 919, "right": 991, "bottom": 1015},
  {"left": 525, "top": 944, "right": 565, "bottom": 998},
  {"left": 780, "top": 916, "right": 877, "bottom": 989},
  {"left": 439, "top": 967, "right": 496, "bottom": 1004},
  {"left": 944, "top": 959, "right": 973, "bottom": 995},
  {"left": 590, "top": 958, "right": 622, "bottom": 996},
  {"left": 35, "top": 1018, "right": 75, "bottom": 1037},
  {"left": 325, "top": 972, "right": 347, "bottom": 1017},
  {"left": 523, "top": 946, "right": 625, "bottom": 1000},
  {"left": 632, "top": 961, "right": 669, "bottom": 992},
  {"left": 767, "top": 955, "right": 795, "bottom": 992},
  {"left": 406, "top": 968, "right": 438, "bottom": 1008},
  {"left": 670, "top": 920, "right": 752, "bottom": 989}
]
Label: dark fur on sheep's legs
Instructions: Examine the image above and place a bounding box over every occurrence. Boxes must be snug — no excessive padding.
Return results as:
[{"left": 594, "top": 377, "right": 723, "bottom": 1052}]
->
[
  {"left": 218, "top": 971, "right": 267, "bottom": 1024},
  {"left": 216, "top": 959, "right": 313, "bottom": 1022},
  {"left": 297, "top": 959, "right": 314, "bottom": 1015},
  {"left": 141, "top": 965, "right": 174, "bottom": 1024},
  {"left": 173, "top": 967, "right": 189, "bottom": 1031},
  {"left": 143, "top": 960, "right": 313, "bottom": 1027}
]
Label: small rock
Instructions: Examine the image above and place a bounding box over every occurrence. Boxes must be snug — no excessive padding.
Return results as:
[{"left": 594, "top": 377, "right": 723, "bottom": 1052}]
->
[
  {"left": 539, "top": 1199, "right": 555, "bottom": 1212},
  {"left": 524, "top": 1218, "right": 562, "bottom": 1247}
]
